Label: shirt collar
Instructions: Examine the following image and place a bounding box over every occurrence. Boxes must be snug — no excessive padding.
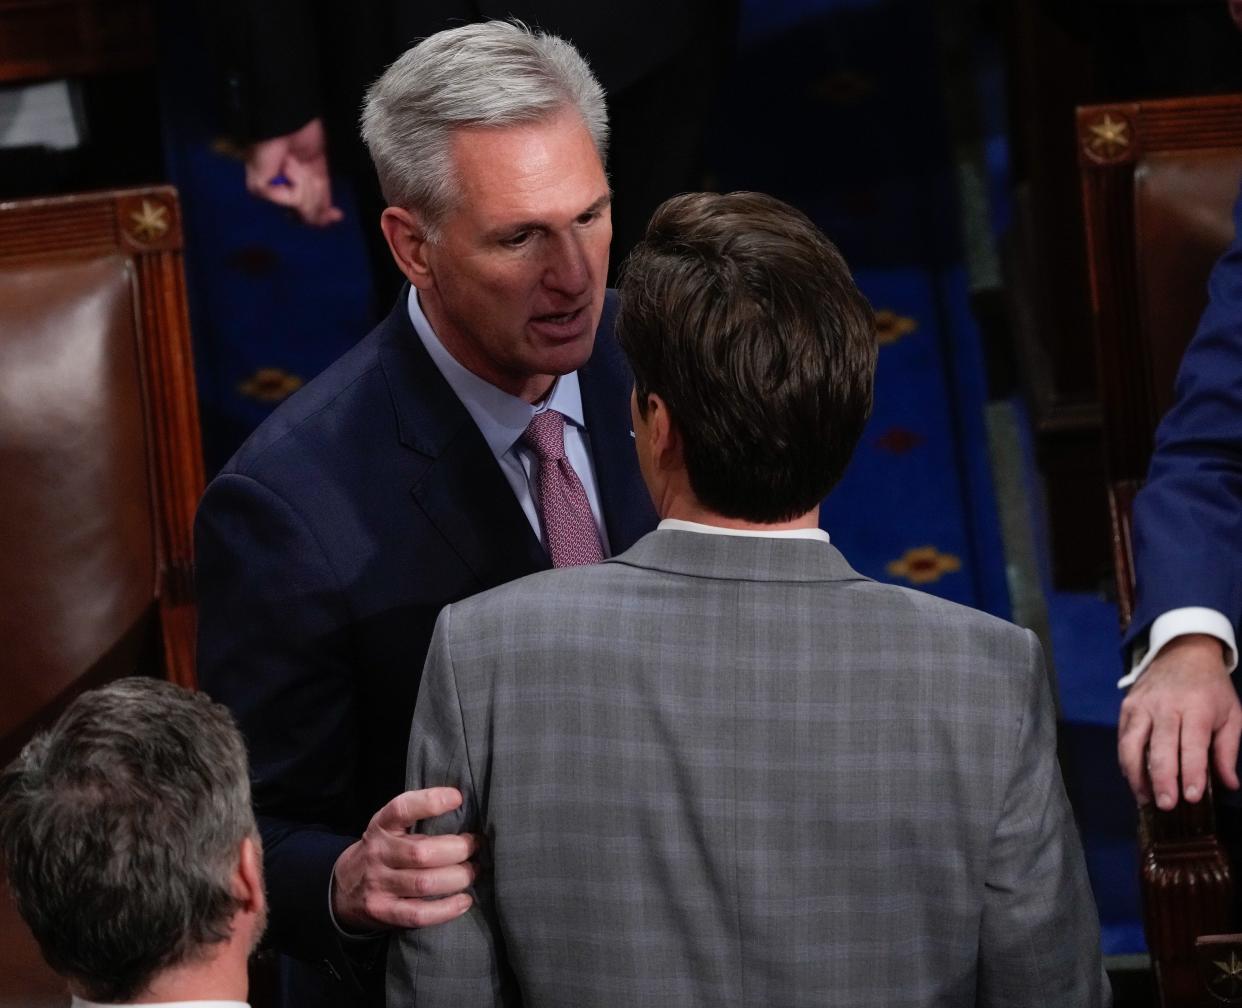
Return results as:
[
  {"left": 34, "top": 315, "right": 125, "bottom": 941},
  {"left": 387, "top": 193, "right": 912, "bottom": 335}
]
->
[
  {"left": 71, "top": 1000, "right": 249, "bottom": 1008},
  {"left": 658, "top": 518, "right": 831, "bottom": 544},
  {"left": 407, "top": 288, "right": 586, "bottom": 459}
]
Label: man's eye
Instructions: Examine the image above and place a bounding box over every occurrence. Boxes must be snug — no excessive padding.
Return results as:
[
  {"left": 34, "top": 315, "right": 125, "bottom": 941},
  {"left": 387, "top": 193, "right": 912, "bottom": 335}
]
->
[
  {"left": 501, "top": 231, "right": 535, "bottom": 248},
  {"left": 576, "top": 211, "right": 600, "bottom": 226}
]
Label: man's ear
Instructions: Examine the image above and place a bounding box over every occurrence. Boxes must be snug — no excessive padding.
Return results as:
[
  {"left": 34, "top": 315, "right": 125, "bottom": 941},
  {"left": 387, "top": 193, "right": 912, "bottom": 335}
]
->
[
  {"left": 233, "top": 834, "right": 265, "bottom": 917},
  {"left": 380, "top": 207, "right": 435, "bottom": 290},
  {"left": 646, "top": 393, "right": 682, "bottom": 471}
]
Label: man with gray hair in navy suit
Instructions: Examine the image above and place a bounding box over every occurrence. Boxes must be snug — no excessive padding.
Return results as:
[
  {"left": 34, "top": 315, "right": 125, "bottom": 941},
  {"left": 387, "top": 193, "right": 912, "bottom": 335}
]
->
[{"left": 195, "top": 20, "right": 656, "bottom": 1008}]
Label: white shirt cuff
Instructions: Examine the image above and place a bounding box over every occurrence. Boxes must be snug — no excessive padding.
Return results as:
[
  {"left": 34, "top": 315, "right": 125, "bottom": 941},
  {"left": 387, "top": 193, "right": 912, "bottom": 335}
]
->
[{"left": 1119, "top": 607, "right": 1239, "bottom": 688}]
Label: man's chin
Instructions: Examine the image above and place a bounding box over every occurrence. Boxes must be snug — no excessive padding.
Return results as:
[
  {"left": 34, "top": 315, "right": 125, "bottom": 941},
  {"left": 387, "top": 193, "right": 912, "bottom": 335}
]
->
[{"left": 550, "top": 330, "right": 596, "bottom": 375}]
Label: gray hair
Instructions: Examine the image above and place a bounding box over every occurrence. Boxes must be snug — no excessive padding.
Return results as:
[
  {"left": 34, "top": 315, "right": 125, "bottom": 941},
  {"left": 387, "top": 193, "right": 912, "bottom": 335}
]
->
[
  {"left": 360, "top": 20, "right": 609, "bottom": 232},
  {"left": 0, "top": 678, "right": 256, "bottom": 1003}
]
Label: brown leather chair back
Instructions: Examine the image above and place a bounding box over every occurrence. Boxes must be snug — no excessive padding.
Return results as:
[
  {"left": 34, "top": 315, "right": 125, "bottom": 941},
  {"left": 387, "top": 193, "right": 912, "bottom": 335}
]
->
[
  {"left": 1135, "top": 149, "right": 1242, "bottom": 427},
  {"left": 1079, "top": 94, "right": 1242, "bottom": 1008},
  {"left": 0, "top": 187, "right": 203, "bottom": 1007}
]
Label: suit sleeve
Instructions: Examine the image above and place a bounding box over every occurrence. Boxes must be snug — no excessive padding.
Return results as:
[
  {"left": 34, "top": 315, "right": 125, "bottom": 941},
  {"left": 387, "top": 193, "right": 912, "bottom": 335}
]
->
[
  {"left": 977, "top": 630, "right": 1109, "bottom": 1007},
  {"left": 387, "top": 607, "right": 517, "bottom": 1007},
  {"left": 1124, "top": 184, "right": 1242, "bottom": 659},
  {"left": 196, "top": 472, "right": 370, "bottom": 985}
]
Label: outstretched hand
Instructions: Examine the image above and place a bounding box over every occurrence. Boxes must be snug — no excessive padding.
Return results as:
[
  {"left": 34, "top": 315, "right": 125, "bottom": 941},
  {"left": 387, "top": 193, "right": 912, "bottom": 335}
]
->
[
  {"left": 245, "top": 118, "right": 344, "bottom": 227},
  {"left": 331, "top": 787, "right": 480, "bottom": 932},
  {"left": 1118, "top": 634, "right": 1241, "bottom": 809}
]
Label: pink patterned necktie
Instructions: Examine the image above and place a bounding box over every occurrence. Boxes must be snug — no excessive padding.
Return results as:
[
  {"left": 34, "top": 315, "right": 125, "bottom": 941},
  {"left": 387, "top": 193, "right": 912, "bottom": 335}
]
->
[{"left": 522, "top": 410, "right": 605, "bottom": 567}]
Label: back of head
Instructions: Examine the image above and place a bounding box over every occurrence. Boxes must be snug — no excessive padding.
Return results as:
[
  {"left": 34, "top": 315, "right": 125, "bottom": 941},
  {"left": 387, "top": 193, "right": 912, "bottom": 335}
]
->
[
  {"left": 616, "top": 191, "right": 877, "bottom": 523},
  {"left": 360, "top": 20, "right": 608, "bottom": 229},
  {"left": 0, "top": 678, "right": 255, "bottom": 1003}
]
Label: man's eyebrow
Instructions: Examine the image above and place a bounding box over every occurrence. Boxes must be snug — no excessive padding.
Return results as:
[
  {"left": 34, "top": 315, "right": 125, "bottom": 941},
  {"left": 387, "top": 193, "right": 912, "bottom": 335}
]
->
[
  {"left": 581, "top": 193, "right": 613, "bottom": 216},
  {"left": 486, "top": 193, "right": 613, "bottom": 241}
]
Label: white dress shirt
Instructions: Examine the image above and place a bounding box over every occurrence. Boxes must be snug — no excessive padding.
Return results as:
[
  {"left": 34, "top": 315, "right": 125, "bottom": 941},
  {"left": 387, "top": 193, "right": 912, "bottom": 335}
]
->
[
  {"left": 658, "top": 517, "right": 831, "bottom": 544},
  {"left": 71, "top": 1000, "right": 248, "bottom": 1008},
  {"left": 1119, "top": 606, "right": 1239, "bottom": 688},
  {"left": 408, "top": 289, "right": 610, "bottom": 554}
]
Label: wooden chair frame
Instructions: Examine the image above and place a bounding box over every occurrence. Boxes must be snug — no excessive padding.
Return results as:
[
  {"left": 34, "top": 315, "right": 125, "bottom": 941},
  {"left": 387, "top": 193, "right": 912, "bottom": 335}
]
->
[
  {"left": 1079, "top": 94, "right": 1242, "bottom": 1007},
  {"left": 0, "top": 186, "right": 203, "bottom": 691}
]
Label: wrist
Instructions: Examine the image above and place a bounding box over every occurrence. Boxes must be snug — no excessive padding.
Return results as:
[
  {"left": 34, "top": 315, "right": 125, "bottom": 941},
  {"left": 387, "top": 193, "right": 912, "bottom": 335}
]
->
[{"left": 329, "top": 843, "right": 380, "bottom": 936}]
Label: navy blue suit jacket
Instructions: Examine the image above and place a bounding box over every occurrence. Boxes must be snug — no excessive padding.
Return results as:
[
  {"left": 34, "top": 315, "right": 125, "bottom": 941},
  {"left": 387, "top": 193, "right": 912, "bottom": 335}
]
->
[
  {"left": 195, "top": 289, "right": 656, "bottom": 1004},
  {"left": 1123, "top": 187, "right": 1242, "bottom": 659}
]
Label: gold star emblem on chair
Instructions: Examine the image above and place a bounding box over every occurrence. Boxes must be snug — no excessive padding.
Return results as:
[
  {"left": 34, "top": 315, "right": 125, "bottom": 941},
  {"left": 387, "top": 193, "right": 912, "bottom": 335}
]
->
[
  {"left": 1213, "top": 950, "right": 1242, "bottom": 998},
  {"left": 1085, "top": 113, "right": 1130, "bottom": 161},
  {"left": 128, "top": 199, "right": 170, "bottom": 243}
]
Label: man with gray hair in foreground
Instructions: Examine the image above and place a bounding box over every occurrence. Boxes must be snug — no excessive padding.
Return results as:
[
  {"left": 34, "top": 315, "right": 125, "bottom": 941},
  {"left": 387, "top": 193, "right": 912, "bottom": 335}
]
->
[
  {"left": 394, "top": 191, "right": 1108, "bottom": 1006},
  {"left": 195, "top": 18, "right": 655, "bottom": 1008},
  {"left": 0, "top": 678, "right": 266, "bottom": 1007}
]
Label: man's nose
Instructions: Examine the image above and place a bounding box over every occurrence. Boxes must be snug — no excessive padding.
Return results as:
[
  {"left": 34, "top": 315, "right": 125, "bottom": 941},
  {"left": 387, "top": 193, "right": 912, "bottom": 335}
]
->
[{"left": 542, "top": 233, "right": 591, "bottom": 296}]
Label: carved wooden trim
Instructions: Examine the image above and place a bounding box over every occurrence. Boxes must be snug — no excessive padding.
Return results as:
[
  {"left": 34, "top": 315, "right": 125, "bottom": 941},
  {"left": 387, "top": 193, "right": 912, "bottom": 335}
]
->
[
  {"left": 0, "top": 0, "right": 156, "bottom": 83},
  {"left": 125, "top": 192, "right": 202, "bottom": 688},
  {"left": 1141, "top": 790, "right": 1234, "bottom": 1008},
  {"left": 1079, "top": 106, "right": 1137, "bottom": 167},
  {"left": 118, "top": 191, "right": 180, "bottom": 253},
  {"left": 1197, "top": 935, "right": 1242, "bottom": 1004},
  {"left": 0, "top": 192, "right": 115, "bottom": 262},
  {"left": 0, "top": 186, "right": 203, "bottom": 690},
  {"left": 1078, "top": 94, "right": 1242, "bottom": 161},
  {"left": 1107, "top": 480, "right": 1137, "bottom": 628}
]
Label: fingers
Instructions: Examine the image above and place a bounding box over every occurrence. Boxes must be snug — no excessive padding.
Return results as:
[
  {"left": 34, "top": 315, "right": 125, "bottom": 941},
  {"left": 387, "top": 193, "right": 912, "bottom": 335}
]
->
[
  {"left": 1117, "top": 637, "right": 1239, "bottom": 807},
  {"left": 243, "top": 135, "right": 342, "bottom": 226},
  {"left": 244, "top": 138, "right": 288, "bottom": 200},
  {"left": 1147, "top": 711, "right": 1182, "bottom": 810},
  {"left": 1214, "top": 703, "right": 1242, "bottom": 791},
  {"left": 385, "top": 892, "right": 474, "bottom": 930},
  {"left": 1117, "top": 701, "right": 1154, "bottom": 805},
  {"left": 394, "top": 831, "right": 481, "bottom": 871},
  {"left": 332, "top": 788, "right": 481, "bottom": 932},
  {"left": 376, "top": 787, "right": 464, "bottom": 831},
  {"left": 1178, "top": 706, "right": 1213, "bottom": 803},
  {"left": 332, "top": 833, "right": 480, "bottom": 932},
  {"left": 388, "top": 859, "right": 479, "bottom": 899},
  {"left": 282, "top": 154, "right": 343, "bottom": 227}
]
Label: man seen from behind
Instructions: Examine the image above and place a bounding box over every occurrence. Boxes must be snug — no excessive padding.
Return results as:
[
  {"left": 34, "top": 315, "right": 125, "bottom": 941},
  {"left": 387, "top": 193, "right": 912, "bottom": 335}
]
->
[
  {"left": 0, "top": 678, "right": 265, "bottom": 1007},
  {"left": 392, "top": 191, "right": 1109, "bottom": 1007}
]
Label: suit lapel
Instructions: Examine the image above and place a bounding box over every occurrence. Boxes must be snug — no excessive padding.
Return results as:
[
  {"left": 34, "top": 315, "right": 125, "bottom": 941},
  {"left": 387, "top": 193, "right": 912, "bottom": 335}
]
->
[
  {"left": 377, "top": 291, "right": 550, "bottom": 587},
  {"left": 579, "top": 291, "right": 659, "bottom": 555}
]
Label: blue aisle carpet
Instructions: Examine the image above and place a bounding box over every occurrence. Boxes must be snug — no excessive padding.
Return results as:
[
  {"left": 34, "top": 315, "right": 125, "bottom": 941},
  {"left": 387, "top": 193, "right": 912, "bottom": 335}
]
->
[
  {"left": 964, "top": 14, "right": 1145, "bottom": 956},
  {"left": 712, "top": 0, "right": 1008, "bottom": 613}
]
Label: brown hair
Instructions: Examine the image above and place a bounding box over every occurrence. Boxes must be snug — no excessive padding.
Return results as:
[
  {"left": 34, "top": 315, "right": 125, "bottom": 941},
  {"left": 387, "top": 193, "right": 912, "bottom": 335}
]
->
[{"left": 617, "top": 191, "right": 877, "bottom": 523}]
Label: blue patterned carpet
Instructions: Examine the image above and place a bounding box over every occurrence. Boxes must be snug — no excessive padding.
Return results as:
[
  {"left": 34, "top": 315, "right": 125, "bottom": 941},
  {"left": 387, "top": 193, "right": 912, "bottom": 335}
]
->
[{"left": 709, "top": 1, "right": 1007, "bottom": 613}]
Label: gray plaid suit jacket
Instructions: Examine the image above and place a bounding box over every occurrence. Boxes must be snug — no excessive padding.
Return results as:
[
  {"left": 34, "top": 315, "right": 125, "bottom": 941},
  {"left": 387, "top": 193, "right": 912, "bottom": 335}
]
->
[{"left": 388, "top": 529, "right": 1108, "bottom": 1007}]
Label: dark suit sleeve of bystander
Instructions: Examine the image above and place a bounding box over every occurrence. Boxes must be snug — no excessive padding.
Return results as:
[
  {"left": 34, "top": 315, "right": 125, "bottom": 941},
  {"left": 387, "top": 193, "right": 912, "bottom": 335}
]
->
[
  {"left": 1124, "top": 191, "right": 1242, "bottom": 657},
  {"left": 193, "top": 0, "right": 324, "bottom": 142}
]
